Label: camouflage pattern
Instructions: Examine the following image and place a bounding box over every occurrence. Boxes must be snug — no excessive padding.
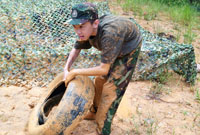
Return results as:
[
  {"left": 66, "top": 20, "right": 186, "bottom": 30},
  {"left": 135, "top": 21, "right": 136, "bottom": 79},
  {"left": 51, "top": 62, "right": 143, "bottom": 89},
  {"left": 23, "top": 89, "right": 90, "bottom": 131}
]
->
[
  {"left": 69, "top": 2, "right": 98, "bottom": 25},
  {"left": 132, "top": 19, "right": 197, "bottom": 85},
  {"left": 95, "top": 44, "right": 141, "bottom": 135},
  {"left": 0, "top": 0, "right": 197, "bottom": 87},
  {"left": 74, "top": 15, "right": 142, "bottom": 64}
]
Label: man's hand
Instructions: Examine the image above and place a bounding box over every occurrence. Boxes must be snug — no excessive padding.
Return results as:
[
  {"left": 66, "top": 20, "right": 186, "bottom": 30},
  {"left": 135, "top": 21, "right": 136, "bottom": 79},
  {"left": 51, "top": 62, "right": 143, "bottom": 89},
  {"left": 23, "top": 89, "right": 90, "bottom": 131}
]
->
[
  {"left": 63, "top": 62, "right": 110, "bottom": 87},
  {"left": 63, "top": 70, "right": 76, "bottom": 87},
  {"left": 63, "top": 48, "right": 81, "bottom": 84}
]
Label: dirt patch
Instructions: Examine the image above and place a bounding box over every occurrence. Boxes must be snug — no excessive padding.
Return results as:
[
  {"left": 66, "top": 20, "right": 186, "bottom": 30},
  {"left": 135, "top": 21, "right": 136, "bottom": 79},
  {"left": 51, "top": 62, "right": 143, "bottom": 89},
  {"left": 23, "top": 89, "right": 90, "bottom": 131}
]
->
[{"left": 0, "top": 74, "right": 199, "bottom": 135}]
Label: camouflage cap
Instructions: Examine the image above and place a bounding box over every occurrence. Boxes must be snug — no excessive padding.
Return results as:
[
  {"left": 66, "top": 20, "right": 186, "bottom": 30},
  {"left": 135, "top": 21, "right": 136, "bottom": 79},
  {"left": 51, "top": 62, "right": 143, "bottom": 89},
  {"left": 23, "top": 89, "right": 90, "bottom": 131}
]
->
[{"left": 68, "top": 2, "right": 98, "bottom": 25}]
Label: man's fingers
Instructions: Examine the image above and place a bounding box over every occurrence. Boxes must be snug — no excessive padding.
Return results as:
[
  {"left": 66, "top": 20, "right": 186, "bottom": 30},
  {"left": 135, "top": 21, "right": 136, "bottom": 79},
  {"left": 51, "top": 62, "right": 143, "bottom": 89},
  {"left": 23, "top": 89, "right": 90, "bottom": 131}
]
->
[
  {"left": 65, "top": 82, "right": 68, "bottom": 87},
  {"left": 64, "top": 77, "right": 76, "bottom": 87},
  {"left": 65, "top": 79, "right": 69, "bottom": 87}
]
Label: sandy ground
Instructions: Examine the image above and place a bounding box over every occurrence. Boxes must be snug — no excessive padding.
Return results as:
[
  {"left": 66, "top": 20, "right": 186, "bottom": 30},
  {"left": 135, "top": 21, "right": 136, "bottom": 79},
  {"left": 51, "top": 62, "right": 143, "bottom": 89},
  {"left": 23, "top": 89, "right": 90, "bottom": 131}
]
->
[
  {"left": 1, "top": 1, "right": 200, "bottom": 135},
  {"left": 0, "top": 73, "right": 200, "bottom": 135}
]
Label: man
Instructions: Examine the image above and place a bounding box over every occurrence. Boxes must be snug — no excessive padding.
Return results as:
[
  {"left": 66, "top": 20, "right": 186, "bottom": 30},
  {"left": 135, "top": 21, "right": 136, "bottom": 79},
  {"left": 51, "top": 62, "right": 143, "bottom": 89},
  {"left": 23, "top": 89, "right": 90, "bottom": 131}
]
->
[{"left": 63, "top": 2, "right": 142, "bottom": 135}]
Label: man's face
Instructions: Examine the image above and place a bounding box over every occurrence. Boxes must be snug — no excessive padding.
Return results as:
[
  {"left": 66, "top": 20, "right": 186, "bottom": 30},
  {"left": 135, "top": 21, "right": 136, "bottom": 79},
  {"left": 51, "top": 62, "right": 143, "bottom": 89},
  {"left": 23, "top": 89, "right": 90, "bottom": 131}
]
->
[{"left": 73, "top": 21, "right": 97, "bottom": 41}]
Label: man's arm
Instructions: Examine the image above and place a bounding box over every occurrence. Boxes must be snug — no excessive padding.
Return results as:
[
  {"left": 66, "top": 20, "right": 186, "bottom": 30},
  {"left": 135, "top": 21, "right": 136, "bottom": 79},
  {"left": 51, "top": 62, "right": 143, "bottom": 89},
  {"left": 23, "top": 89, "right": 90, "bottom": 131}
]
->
[
  {"left": 63, "top": 48, "right": 81, "bottom": 80},
  {"left": 72, "top": 62, "right": 111, "bottom": 76},
  {"left": 64, "top": 48, "right": 81, "bottom": 71},
  {"left": 64, "top": 63, "right": 111, "bottom": 85}
]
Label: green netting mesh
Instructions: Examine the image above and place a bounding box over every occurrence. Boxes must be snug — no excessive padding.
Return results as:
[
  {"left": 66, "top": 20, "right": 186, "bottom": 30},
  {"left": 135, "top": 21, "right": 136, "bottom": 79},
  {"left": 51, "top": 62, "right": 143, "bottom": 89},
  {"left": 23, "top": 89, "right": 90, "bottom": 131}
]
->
[{"left": 0, "top": 0, "right": 197, "bottom": 87}]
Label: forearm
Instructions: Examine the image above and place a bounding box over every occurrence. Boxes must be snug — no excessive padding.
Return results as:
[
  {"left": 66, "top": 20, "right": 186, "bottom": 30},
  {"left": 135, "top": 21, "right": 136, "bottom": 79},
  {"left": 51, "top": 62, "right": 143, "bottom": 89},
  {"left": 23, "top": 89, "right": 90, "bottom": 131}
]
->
[
  {"left": 64, "top": 62, "right": 111, "bottom": 85},
  {"left": 64, "top": 48, "right": 81, "bottom": 71},
  {"left": 72, "top": 63, "right": 111, "bottom": 76}
]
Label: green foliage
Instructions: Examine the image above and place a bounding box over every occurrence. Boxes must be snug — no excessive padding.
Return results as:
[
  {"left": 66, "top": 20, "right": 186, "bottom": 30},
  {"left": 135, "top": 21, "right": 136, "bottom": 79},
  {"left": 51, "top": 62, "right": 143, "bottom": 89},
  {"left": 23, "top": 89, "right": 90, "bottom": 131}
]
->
[
  {"left": 155, "top": 0, "right": 189, "bottom": 6},
  {"left": 154, "top": 70, "right": 173, "bottom": 84},
  {"left": 120, "top": 0, "right": 199, "bottom": 44},
  {"left": 150, "top": 83, "right": 164, "bottom": 96},
  {"left": 143, "top": 1, "right": 162, "bottom": 20},
  {"left": 167, "top": 4, "right": 198, "bottom": 44},
  {"left": 190, "top": 0, "right": 200, "bottom": 7},
  {"left": 169, "top": 4, "right": 197, "bottom": 25},
  {"left": 121, "top": 0, "right": 162, "bottom": 20},
  {"left": 195, "top": 89, "right": 200, "bottom": 103},
  {"left": 121, "top": 0, "right": 142, "bottom": 13},
  {"left": 183, "top": 24, "right": 197, "bottom": 44}
]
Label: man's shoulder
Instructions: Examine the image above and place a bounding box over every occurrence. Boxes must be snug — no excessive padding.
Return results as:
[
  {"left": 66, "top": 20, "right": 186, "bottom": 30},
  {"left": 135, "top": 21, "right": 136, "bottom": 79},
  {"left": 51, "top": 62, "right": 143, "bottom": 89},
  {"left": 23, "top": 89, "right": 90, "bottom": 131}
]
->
[
  {"left": 99, "top": 15, "right": 134, "bottom": 28},
  {"left": 99, "top": 14, "right": 130, "bottom": 20},
  {"left": 99, "top": 15, "right": 129, "bottom": 23},
  {"left": 98, "top": 15, "right": 135, "bottom": 34}
]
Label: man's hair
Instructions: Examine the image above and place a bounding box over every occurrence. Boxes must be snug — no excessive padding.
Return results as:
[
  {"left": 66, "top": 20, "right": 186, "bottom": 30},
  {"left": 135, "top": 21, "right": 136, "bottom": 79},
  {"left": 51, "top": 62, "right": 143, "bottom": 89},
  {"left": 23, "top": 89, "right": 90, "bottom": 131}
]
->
[{"left": 89, "top": 19, "right": 97, "bottom": 24}]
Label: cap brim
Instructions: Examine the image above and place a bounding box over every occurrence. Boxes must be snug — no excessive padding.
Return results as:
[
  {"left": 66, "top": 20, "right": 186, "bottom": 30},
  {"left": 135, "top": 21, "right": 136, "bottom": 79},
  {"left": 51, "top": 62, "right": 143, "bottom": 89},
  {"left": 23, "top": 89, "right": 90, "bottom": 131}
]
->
[
  {"left": 63, "top": 19, "right": 71, "bottom": 25},
  {"left": 64, "top": 19, "right": 88, "bottom": 25}
]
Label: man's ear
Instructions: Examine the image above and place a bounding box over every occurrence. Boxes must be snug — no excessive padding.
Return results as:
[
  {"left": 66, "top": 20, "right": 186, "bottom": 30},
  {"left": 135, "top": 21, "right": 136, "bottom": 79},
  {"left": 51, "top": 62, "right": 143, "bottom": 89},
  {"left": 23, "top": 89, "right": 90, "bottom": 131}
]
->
[{"left": 93, "top": 19, "right": 99, "bottom": 28}]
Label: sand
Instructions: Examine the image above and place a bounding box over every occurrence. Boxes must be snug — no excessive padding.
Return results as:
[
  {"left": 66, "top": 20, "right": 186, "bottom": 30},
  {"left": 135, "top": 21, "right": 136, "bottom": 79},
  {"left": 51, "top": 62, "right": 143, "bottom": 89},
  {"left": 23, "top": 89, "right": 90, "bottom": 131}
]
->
[{"left": 0, "top": 73, "right": 200, "bottom": 135}]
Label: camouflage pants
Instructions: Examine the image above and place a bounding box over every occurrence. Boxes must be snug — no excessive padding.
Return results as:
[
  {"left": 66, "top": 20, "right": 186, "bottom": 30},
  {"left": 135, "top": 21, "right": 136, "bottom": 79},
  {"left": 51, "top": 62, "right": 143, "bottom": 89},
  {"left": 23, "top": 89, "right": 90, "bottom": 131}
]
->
[{"left": 93, "top": 43, "right": 141, "bottom": 135}]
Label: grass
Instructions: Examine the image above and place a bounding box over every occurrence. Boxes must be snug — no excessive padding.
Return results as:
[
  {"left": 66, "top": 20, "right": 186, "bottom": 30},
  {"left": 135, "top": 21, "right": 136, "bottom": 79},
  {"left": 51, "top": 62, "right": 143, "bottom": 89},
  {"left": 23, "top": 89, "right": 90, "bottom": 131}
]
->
[
  {"left": 168, "top": 4, "right": 198, "bottom": 44},
  {"left": 130, "top": 115, "right": 141, "bottom": 134},
  {"left": 150, "top": 82, "right": 163, "bottom": 95},
  {"left": 183, "top": 24, "right": 197, "bottom": 44},
  {"left": 116, "top": 0, "right": 200, "bottom": 44},
  {"left": 118, "top": 0, "right": 162, "bottom": 19},
  {"left": 168, "top": 4, "right": 199, "bottom": 26},
  {"left": 129, "top": 113, "right": 158, "bottom": 135},
  {"left": 181, "top": 110, "right": 189, "bottom": 116},
  {"left": 154, "top": 69, "right": 173, "bottom": 84},
  {"left": 125, "top": 105, "right": 158, "bottom": 135},
  {"left": 195, "top": 88, "right": 200, "bottom": 103}
]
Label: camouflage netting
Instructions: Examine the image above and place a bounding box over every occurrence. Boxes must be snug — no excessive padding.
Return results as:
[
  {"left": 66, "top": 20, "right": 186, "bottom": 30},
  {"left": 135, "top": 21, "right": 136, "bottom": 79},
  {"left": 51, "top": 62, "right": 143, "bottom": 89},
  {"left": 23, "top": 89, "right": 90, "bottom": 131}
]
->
[{"left": 0, "top": 0, "right": 197, "bottom": 87}]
